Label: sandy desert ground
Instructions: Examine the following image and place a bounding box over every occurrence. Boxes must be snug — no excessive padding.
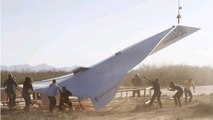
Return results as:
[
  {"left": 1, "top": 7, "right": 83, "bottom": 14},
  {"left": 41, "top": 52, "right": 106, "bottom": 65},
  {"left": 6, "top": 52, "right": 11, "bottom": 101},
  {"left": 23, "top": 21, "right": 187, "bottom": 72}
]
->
[{"left": 1, "top": 94, "right": 213, "bottom": 120}]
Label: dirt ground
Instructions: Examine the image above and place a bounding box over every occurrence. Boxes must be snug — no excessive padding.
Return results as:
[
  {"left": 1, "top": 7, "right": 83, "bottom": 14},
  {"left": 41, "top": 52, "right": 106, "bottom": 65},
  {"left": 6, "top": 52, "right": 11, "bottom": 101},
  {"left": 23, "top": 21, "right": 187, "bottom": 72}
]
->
[{"left": 1, "top": 95, "right": 213, "bottom": 120}]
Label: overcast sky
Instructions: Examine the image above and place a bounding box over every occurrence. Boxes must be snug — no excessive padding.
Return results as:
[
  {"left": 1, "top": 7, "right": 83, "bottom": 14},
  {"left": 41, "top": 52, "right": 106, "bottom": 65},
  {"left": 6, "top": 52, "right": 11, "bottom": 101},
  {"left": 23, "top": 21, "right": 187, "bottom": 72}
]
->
[{"left": 1, "top": 0, "right": 213, "bottom": 68}]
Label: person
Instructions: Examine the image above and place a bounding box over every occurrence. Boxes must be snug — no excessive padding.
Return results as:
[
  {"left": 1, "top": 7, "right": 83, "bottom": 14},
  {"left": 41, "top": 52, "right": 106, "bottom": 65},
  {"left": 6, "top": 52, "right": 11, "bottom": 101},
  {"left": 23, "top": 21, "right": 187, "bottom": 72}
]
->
[
  {"left": 168, "top": 82, "right": 183, "bottom": 107},
  {"left": 3, "top": 74, "right": 19, "bottom": 109},
  {"left": 46, "top": 79, "right": 61, "bottom": 112},
  {"left": 131, "top": 74, "right": 142, "bottom": 97},
  {"left": 183, "top": 78, "right": 195, "bottom": 105},
  {"left": 144, "top": 76, "right": 162, "bottom": 108},
  {"left": 58, "top": 86, "right": 73, "bottom": 112},
  {"left": 22, "top": 77, "right": 33, "bottom": 112}
]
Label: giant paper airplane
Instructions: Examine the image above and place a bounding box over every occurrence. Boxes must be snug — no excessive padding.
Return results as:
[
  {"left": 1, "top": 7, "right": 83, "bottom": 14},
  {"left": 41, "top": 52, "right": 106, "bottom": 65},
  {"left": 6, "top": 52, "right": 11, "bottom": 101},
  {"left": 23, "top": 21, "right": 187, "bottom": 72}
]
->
[{"left": 32, "top": 25, "right": 199, "bottom": 110}]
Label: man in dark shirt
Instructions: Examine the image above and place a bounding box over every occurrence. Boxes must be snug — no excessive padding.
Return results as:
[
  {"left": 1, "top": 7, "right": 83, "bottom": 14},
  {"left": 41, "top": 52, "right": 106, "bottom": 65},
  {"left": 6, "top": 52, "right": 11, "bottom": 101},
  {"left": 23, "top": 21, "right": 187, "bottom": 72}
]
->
[
  {"left": 22, "top": 77, "right": 33, "bottom": 111},
  {"left": 59, "top": 86, "right": 73, "bottom": 111},
  {"left": 144, "top": 76, "right": 162, "bottom": 108},
  {"left": 3, "top": 74, "right": 19, "bottom": 109},
  {"left": 168, "top": 82, "right": 183, "bottom": 107}
]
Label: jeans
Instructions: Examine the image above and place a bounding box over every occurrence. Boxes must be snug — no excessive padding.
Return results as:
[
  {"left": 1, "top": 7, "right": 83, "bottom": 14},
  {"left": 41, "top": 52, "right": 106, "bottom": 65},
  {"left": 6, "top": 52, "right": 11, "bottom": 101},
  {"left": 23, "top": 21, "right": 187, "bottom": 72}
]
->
[{"left": 48, "top": 96, "right": 56, "bottom": 112}]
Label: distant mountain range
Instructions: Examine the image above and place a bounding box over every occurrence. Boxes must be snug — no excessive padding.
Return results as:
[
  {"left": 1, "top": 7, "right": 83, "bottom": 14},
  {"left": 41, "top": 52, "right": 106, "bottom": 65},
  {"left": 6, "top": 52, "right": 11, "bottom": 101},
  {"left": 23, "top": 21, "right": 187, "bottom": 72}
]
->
[{"left": 0, "top": 64, "right": 79, "bottom": 72}]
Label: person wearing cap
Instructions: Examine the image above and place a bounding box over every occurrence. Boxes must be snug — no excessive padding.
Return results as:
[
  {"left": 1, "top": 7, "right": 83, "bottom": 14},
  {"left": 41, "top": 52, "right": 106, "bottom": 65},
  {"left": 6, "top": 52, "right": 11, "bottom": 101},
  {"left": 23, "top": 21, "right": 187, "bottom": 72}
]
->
[
  {"left": 58, "top": 86, "right": 73, "bottom": 112},
  {"left": 168, "top": 82, "right": 183, "bottom": 107},
  {"left": 144, "top": 76, "right": 162, "bottom": 108},
  {"left": 3, "top": 74, "right": 19, "bottom": 109},
  {"left": 46, "top": 79, "right": 61, "bottom": 112},
  {"left": 183, "top": 78, "right": 195, "bottom": 105}
]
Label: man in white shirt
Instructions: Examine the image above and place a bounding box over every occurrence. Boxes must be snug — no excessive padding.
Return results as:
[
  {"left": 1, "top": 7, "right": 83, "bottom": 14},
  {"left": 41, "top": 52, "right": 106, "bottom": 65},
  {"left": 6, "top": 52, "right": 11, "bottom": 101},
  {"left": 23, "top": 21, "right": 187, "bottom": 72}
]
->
[
  {"left": 46, "top": 79, "right": 61, "bottom": 112},
  {"left": 184, "top": 78, "right": 195, "bottom": 105}
]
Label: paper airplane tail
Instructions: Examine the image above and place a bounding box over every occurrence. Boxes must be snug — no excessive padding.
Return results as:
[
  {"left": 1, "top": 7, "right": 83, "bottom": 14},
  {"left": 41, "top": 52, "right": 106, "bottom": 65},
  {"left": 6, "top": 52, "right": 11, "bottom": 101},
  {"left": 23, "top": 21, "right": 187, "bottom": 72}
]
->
[{"left": 91, "top": 85, "right": 119, "bottom": 111}]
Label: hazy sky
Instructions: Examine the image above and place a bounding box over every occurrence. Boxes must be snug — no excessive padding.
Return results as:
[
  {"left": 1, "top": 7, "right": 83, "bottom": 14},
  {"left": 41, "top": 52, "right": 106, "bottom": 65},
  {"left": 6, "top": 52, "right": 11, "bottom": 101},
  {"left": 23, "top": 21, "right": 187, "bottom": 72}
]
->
[{"left": 1, "top": 0, "right": 213, "bottom": 68}]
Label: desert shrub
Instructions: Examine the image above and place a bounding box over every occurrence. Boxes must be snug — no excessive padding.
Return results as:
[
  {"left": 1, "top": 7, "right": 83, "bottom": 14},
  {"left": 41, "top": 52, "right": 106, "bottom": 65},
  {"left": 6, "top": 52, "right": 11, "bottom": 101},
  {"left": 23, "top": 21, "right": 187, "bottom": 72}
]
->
[
  {"left": 1, "top": 64, "right": 213, "bottom": 87},
  {"left": 1, "top": 70, "right": 71, "bottom": 86},
  {"left": 123, "top": 64, "right": 213, "bottom": 87}
]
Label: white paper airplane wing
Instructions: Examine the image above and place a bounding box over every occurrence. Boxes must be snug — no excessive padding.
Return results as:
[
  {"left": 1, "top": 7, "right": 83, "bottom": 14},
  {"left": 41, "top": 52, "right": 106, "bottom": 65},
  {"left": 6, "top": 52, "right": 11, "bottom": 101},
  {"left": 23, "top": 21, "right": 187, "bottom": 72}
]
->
[
  {"left": 33, "top": 25, "right": 199, "bottom": 110},
  {"left": 32, "top": 74, "right": 74, "bottom": 93},
  {"left": 150, "top": 25, "right": 200, "bottom": 54}
]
